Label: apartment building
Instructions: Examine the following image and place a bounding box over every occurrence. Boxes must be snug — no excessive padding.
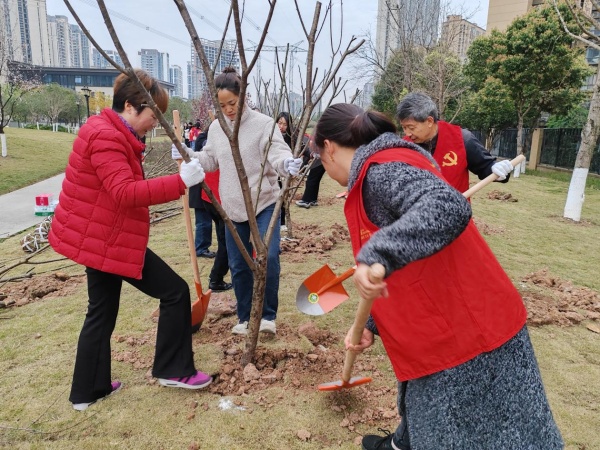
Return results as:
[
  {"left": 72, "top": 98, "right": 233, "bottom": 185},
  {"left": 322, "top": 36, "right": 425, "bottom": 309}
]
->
[
  {"left": 375, "top": 0, "right": 441, "bottom": 68},
  {"left": 139, "top": 48, "right": 169, "bottom": 82},
  {"left": 441, "top": 15, "right": 485, "bottom": 62},
  {"left": 169, "top": 64, "right": 183, "bottom": 98},
  {"left": 188, "top": 38, "right": 239, "bottom": 99},
  {"left": 1, "top": 0, "right": 51, "bottom": 65},
  {"left": 486, "top": 0, "right": 546, "bottom": 33}
]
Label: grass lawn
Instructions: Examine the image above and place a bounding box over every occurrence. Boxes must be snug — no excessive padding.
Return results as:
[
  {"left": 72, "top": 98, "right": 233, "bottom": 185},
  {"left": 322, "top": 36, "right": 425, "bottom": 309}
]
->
[
  {"left": 0, "top": 150, "right": 599, "bottom": 449},
  {"left": 0, "top": 127, "right": 76, "bottom": 195}
]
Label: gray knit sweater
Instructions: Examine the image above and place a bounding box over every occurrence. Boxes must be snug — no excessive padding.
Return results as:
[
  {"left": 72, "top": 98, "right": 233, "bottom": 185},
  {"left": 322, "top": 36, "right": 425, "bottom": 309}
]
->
[
  {"left": 196, "top": 107, "right": 293, "bottom": 222},
  {"left": 350, "top": 132, "right": 473, "bottom": 277}
]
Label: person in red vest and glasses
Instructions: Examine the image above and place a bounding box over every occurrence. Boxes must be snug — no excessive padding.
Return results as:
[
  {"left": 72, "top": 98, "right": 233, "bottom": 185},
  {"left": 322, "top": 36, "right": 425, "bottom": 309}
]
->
[
  {"left": 397, "top": 92, "right": 513, "bottom": 192},
  {"left": 311, "top": 102, "right": 562, "bottom": 450}
]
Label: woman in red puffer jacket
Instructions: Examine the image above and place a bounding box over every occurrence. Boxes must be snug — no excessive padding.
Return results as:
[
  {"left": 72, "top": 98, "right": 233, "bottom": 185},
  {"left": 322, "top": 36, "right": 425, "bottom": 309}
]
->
[{"left": 49, "top": 69, "right": 210, "bottom": 411}]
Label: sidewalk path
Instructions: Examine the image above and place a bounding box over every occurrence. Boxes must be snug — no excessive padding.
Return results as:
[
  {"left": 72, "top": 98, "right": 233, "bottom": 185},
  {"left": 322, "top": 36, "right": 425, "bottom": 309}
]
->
[{"left": 0, "top": 173, "right": 64, "bottom": 239}]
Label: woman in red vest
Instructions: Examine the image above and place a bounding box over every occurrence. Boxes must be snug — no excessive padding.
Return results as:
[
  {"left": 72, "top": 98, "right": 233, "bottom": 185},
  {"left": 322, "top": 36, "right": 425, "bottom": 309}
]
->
[{"left": 311, "top": 103, "right": 562, "bottom": 450}]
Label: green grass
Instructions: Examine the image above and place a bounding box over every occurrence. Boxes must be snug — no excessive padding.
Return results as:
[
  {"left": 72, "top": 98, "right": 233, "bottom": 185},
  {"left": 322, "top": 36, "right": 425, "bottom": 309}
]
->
[
  {"left": 0, "top": 164, "right": 599, "bottom": 449},
  {"left": 528, "top": 167, "right": 600, "bottom": 190},
  {"left": 0, "top": 128, "right": 76, "bottom": 195}
]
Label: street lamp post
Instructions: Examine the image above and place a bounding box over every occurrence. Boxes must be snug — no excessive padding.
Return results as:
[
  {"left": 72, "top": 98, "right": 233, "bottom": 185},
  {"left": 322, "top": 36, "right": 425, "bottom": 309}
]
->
[
  {"left": 81, "top": 86, "right": 91, "bottom": 119},
  {"left": 76, "top": 99, "right": 81, "bottom": 127}
]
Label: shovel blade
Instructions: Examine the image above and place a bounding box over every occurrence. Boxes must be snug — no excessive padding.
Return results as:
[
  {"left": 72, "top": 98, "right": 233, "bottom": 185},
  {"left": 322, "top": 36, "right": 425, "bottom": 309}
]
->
[
  {"left": 191, "top": 282, "right": 212, "bottom": 332},
  {"left": 296, "top": 264, "right": 349, "bottom": 315},
  {"left": 317, "top": 376, "right": 372, "bottom": 391}
]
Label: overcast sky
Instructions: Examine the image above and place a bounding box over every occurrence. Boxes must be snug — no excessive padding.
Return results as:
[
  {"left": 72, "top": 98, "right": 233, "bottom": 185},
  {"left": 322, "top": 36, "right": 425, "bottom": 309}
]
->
[{"left": 46, "top": 0, "right": 489, "bottom": 100}]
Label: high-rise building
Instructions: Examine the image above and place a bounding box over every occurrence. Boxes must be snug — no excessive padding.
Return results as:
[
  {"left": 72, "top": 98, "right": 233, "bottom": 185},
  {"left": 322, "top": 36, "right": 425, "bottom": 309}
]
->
[
  {"left": 169, "top": 64, "right": 183, "bottom": 98},
  {"left": 68, "top": 23, "right": 90, "bottom": 68},
  {"left": 1, "top": 0, "right": 51, "bottom": 65},
  {"left": 441, "top": 15, "right": 485, "bottom": 62},
  {"left": 375, "top": 0, "right": 441, "bottom": 68},
  {"left": 486, "top": 0, "right": 545, "bottom": 33},
  {"left": 49, "top": 15, "right": 70, "bottom": 67},
  {"left": 92, "top": 48, "right": 122, "bottom": 69},
  {"left": 139, "top": 48, "right": 169, "bottom": 81},
  {"left": 188, "top": 39, "right": 239, "bottom": 99},
  {"left": 187, "top": 61, "right": 192, "bottom": 99},
  {"left": 356, "top": 82, "right": 375, "bottom": 109}
]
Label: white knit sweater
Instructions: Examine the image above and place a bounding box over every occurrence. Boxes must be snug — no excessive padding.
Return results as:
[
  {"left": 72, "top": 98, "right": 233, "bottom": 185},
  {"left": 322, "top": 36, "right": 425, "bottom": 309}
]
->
[{"left": 196, "top": 107, "right": 293, "bottom": 222}]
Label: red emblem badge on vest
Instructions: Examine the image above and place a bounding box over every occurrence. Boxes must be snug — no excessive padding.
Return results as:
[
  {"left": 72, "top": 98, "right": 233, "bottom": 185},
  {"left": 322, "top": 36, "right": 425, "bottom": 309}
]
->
[{"left": 442, "top": 151, "right": 458, "bottom": 167}]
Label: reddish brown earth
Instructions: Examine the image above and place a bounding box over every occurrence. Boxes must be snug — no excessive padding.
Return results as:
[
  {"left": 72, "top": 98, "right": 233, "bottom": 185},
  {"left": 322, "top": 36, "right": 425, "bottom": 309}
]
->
[{"left": 1, "top": 220, "right": 599, "bottom": 429}]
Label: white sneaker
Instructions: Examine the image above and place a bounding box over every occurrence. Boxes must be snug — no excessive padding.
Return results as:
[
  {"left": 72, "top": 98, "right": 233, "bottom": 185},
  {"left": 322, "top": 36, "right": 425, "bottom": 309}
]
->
[
  {"left": 280, "top": 225, "right": 288, "bottom": 232},
  {"left": 231, "top": 321, "right": 248, "bottom": 335},
  {"left": 259, "top": 319, "right": 276, "bottom": 334}
]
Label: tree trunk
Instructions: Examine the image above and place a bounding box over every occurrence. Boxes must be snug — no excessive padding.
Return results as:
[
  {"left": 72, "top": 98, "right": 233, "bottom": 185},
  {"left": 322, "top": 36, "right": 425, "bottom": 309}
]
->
[
  {"left": 242, "top": 257, "right": 268, "bottom": 366},
  {"left": 514, "top": 114, "right": 524, "bottom": 177},
  {"left": 564, "top": 66, "right": 600, "bottom": 221},
  {"left": 1, "top": 132, "right": 6, "bottom": 157}
]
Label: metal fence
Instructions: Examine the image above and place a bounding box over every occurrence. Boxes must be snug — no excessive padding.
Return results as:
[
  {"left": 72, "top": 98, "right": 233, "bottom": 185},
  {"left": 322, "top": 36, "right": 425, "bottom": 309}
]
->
[{"left": 476, "top": 128, "right": 600, "bottom": 175}]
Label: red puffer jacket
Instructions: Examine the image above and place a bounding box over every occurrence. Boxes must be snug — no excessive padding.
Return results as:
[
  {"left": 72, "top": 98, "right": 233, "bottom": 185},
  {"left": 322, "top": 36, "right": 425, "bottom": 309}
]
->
[{"left": 49, "top": 108, "right": 186, "bottom": 279}]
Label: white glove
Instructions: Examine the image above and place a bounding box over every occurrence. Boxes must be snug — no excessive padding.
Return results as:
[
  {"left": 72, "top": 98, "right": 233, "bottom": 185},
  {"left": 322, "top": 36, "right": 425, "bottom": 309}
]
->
[
  {"left": 171, "top": 143, "right": 195, "bottom": 160},
  {"left": 491, "top": 159, "right": 513, "bottom": 181},
  {"left": 179, "top": 159, "right": 205, "bottom": 187},
  {"left": 284, "top": 157, "right": 303, "bottom": 176}
]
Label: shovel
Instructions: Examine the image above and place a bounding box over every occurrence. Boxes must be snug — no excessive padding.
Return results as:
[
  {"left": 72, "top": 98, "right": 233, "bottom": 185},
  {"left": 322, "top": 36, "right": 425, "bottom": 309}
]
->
[
  {"left": 318, "top": 263, "right": 385, "bottom": 391},
  {"left": 173, "top": 110, "right": 212, "bottom": 332},
  {"left": 297, "top": 154, "right": 526, "bottom": 316},
  {"left": 296, "top": 265, "right": 356, "bottom": 315}
]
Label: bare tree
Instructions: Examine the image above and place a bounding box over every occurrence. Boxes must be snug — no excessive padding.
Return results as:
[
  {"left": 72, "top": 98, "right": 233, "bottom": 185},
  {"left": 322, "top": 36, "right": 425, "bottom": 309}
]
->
[
  {"left": 552, "top": 0, "right": 600, "bottom": 221},
  {"left": 0, "top": 19, "right": 40, "bottom": 156},
  {"left": 64, "top": 0, "right": 362, "bottom": 366}
]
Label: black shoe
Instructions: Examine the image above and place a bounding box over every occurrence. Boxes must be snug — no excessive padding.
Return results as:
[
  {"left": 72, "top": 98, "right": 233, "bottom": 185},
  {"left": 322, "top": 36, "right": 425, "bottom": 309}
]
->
[
  {"left": 362, "top": 429, "right": 398, "bottom": 450},
  {"left": 208, "top": 279, "right": 233, "bottom": 292},
  {"left": 197, "top": 250, "right": 216, "bottom": 258}
]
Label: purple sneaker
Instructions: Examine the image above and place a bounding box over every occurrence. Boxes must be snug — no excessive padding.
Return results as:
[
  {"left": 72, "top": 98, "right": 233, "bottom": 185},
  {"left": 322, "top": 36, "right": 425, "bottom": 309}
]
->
[
  {"left": 158, "top": 371, "right": 212, "bottom": 390},
  {"left": 72, "top": 381, "right": 122, "bottom": 411}
]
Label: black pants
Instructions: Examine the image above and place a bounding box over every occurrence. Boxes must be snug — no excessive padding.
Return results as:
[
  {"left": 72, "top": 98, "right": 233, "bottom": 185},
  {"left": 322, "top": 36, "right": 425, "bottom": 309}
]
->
[
  {"left": 301, "top": 163, "right": 326, "bottom": 203},
  {"left": 278, "top": 178, "right": 286, "bottom": 225},
  {"left": 203, "top": 199, "right": 229, "bottom": 282},
  {"left": 69, "top": 248, "right": 196, "bottom": 403}
]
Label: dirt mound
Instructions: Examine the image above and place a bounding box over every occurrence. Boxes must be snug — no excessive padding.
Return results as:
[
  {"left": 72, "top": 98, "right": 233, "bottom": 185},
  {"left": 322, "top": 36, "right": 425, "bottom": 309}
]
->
[
  {"left": 473, "top": 217, "right": 505, "bottom": 235},
  {"left": 487, "top": 190, "right": 518, "bottom": 202},
  {"left": 280, "top": 222, "right": 350, "bottom": 255},
  {"left": 521, "top": 269, "right": 600, "bottom": 326},
  {"left": 112, "top": 310, "right": 399, "bottom": 434},
  {"left": 0, "top": 272, "right": 84, "bottom": 308}
]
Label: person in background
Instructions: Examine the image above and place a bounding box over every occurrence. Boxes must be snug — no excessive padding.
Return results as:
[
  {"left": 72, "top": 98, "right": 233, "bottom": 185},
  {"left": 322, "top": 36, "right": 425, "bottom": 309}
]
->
[
  {"left": 183, "top": 128, "right": 231, "bottom": 291},
  {"left": 311, "top": 103, "right": 563, "bottom": 450},
  {"left": 189, "top": 121, "right": 201, "bottom": 151},
  {"left": 187, "top": 122, "right": 214, "bottom": 258},
  {"left": 183, "top": 122, "right": 192, "bottom": 147},
  {"left": 397, "top": 92, "right": 514, "bottom": 193},
  {"left": 49, "top": 69, "right": 212, "bottom": 412},
  {"left": 295, "top": 152, "right": 325, "bottom": 209},
  {"left": 276, "top": 111, "right": 295, "bottom": 232},
  {"left": 172, "top": 67, "right": 302, "bottom": 336}
]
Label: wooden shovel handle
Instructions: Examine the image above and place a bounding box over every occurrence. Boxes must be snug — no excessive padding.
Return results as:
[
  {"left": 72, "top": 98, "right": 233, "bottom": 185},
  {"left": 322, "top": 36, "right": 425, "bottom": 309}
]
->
[
  {"left": 462, "top": 154, "right": 525, "bottom": 199},
  {"left": 173, "top": 110, "right": 203, "bottom": 291},
  {"left": 316, "top": 265, "right": 357, "bottom": 296},
  {"left": 342, "top": 263, "right": 386, "bottom": 382}
]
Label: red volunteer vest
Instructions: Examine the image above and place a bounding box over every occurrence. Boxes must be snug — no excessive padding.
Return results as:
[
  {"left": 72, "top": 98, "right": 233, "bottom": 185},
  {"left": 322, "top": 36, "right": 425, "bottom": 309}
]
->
[
  {"left": 344, "top": 148, "right": 526, "bottom": 381},
  {"left": 404, "top": 120, "right": 468, "bottom": 192}
]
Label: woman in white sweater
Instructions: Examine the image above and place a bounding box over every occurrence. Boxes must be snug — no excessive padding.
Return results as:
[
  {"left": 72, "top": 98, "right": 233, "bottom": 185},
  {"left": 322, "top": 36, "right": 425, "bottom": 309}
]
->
[{"left": 175, "top": 67, "right": 302, "bottom": 335}]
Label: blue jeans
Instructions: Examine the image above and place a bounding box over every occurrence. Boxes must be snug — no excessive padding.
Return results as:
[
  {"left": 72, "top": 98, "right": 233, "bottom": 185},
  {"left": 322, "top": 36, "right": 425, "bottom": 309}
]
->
[
  {"left": 225, "top": 203, "right": 280, "bottom": 322},
  {"left": 194, "top": 205, "right": 213, "bottom": 254}
]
